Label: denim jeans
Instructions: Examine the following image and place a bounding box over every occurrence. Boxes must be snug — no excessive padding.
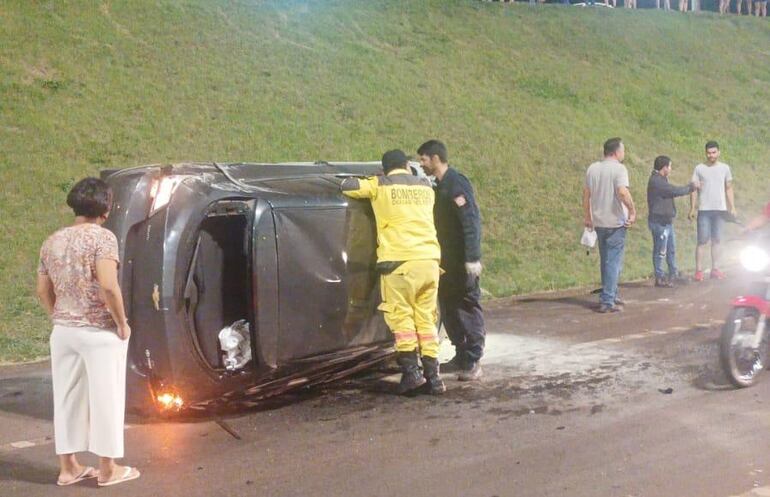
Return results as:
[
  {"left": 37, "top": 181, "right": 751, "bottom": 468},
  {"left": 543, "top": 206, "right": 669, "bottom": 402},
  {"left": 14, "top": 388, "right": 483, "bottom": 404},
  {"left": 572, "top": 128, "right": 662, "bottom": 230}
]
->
[
  {"left": 595, "top": 227, "right": 626, "bottom": 306},
  {"left": 696, "top": 210, "right": 725, "bottom": 245},
  {"left": 648, "top": 220, "right": 678, "bottom": 279}
]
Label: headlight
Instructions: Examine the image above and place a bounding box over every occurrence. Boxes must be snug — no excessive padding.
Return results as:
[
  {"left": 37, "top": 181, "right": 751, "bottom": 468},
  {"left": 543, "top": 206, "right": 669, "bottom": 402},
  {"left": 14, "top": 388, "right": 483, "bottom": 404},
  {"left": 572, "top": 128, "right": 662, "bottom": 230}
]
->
[
  {"left": 740, "top": 246, "right": 769, "bottom": 272},
  {"left": 148, "top": 176, "right": 184, "bottom": 216}
]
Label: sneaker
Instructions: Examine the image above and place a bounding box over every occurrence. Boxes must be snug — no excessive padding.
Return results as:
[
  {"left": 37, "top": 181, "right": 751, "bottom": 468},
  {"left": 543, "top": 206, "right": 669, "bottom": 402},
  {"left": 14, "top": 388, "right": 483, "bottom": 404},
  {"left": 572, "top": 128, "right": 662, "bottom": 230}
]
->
[
  {"left": 598, "top": 303, "right": 622, "bottom": 313},
  {"left": 457, "top": 361, "right": 483, "bottom": 382},
  {"left": 655, "top": 277, "right": 673, "bottom": 288},
  {"left": 614, "top": 297, "right": 627, "bottom": 306},
  {"left": 693, "top": 270, "right": 705, "bottom": 282},
  {"left": 710, "top": 268, "right": 726, "bottom": 280}
]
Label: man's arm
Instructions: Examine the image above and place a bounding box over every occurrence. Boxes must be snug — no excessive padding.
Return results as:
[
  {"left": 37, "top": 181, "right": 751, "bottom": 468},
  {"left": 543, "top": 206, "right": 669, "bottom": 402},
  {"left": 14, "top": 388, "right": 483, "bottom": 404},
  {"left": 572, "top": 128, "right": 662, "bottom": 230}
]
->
[
  {"left": 340, "top": 177, "right": 376, "bottom": 199},
  {"left": 36, "top": 274, "right": 55, "bottom": 316},
  {"left": 659, "top": 181, "right": 695, "bottom": 199},
  {"left": 742, "top": 202, "right": 770, "bottom": 234},
  {"left": 688, "top": 189, "right": 698, "bottom": 221},
  {"left": 583, "top": 186, "right": 593, "bottom": 229},
  {"left": 744, "top": 215, "right": 769, "bottom": 233},
  {"left": 726, "top": 180, "right": 736, "bottom": 216},
  {"left": 617, "top": 186, "right": 636, "bottom": 226},
  {"left": 688, "top": 168, "right": 699, "bottom": 220},
  {"left": 453, "top": 177, "right": 482, "bottom": 266}
]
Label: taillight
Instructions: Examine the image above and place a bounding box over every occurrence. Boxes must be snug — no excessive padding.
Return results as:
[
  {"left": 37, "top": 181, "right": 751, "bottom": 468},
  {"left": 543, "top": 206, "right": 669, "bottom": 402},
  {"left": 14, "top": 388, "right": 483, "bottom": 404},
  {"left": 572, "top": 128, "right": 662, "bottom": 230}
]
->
[{"left": 155, "top": 388, "right": 184, "bottom": 411}]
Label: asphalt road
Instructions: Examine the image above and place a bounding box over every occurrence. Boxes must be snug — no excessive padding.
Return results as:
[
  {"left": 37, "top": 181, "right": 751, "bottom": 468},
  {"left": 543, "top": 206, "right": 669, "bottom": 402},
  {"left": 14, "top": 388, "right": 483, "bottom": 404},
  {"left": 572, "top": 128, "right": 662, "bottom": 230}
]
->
[{"left": 2, "top": 272, "right": 770, "bottom": 497}]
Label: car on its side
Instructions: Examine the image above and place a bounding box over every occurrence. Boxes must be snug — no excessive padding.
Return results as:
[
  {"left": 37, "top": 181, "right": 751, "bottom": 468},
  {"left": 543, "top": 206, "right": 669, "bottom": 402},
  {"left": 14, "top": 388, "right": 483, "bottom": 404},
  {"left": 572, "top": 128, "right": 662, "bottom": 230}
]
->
[{"left": 102, "top": 161, "right": 414, "bottom": 414}]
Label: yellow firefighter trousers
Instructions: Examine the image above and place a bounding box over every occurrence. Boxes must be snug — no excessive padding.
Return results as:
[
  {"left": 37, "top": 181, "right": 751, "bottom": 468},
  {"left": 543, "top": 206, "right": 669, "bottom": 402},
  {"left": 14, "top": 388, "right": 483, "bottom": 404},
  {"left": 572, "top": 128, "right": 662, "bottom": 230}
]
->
[{"left": 378, "top": 259, "right": 440, "bottom": 358}]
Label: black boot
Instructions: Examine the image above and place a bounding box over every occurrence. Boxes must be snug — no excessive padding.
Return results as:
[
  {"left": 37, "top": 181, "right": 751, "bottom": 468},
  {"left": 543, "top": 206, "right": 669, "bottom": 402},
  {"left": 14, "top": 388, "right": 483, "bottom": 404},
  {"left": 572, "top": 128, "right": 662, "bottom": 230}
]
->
[
  {"left": 396, "top": 351, "right": 426, "bottom": 395},
  {"left": 421, "top": 356, "right": 446, "bottom": 395}
]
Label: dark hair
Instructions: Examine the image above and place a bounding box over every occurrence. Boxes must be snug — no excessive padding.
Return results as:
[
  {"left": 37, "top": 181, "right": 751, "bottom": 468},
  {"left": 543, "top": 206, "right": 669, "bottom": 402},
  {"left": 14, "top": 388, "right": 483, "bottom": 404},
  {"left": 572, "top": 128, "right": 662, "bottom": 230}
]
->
[
  {"left": 381, "top": 149, "right": 408, "bottom": 174},
  {"left": 705, "top": 140, "right": 719, "bottom": 151},
  {"left": 654, "top": 155, "right": 671, "bottom": 171},
  {"left": 603, "top": 137, "right": 623, "bottom": 157},
  {"left": 66, "top": 177, "right": 113, "bottom": 218},
  {"left": 417, "top": 140, "right": 448, "bottom": 163}
]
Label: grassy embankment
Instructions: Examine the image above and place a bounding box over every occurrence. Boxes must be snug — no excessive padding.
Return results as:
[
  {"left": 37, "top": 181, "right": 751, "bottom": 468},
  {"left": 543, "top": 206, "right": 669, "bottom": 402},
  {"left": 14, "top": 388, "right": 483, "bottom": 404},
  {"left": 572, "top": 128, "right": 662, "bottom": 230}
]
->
[{"left": 1, "top": 0, "right": 769, "bottom": 362}]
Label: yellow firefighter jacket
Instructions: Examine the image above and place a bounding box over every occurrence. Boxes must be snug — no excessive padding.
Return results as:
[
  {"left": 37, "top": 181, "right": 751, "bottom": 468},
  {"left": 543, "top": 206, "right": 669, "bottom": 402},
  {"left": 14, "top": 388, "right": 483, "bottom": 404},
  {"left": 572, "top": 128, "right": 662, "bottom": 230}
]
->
[{"left": 341, "top": 169, "right": 441, "bottom": 263}]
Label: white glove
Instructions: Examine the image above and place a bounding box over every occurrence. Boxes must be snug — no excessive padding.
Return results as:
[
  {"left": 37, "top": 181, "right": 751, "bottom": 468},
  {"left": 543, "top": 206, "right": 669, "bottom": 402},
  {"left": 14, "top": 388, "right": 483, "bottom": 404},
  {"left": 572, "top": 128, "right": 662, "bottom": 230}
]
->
[{"left": 465, "top": 261, "right": 482, "bottom": 278}]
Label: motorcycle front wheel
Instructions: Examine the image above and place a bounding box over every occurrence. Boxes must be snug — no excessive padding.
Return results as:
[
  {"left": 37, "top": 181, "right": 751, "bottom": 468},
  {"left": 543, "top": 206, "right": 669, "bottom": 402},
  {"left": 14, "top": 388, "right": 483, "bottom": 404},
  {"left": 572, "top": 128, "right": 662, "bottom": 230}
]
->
[{"left": 720, "top": 308, "right": 768, "bottom": 388}]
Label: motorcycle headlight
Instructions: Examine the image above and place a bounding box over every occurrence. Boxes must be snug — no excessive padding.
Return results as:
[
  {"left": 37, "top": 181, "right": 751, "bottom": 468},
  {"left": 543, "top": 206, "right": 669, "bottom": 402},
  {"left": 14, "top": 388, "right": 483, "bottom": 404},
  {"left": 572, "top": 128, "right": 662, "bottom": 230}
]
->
[{"left": 740, "top": 246, "right": 769, "bottom": 273}]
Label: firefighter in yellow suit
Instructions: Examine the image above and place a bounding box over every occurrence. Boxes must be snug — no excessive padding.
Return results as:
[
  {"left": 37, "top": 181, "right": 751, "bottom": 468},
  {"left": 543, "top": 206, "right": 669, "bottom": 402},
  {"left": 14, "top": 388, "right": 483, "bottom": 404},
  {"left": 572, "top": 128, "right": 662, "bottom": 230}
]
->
[{"left": 341, "top": 150, "right": 445, "bottom": 395}]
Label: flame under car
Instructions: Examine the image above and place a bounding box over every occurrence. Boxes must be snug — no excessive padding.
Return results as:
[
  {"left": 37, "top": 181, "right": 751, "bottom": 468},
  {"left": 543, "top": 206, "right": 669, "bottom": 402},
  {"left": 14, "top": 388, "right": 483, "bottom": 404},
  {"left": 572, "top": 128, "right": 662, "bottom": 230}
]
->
[{"left": 101, "top": 162, "right": 399, "bottom": 414}]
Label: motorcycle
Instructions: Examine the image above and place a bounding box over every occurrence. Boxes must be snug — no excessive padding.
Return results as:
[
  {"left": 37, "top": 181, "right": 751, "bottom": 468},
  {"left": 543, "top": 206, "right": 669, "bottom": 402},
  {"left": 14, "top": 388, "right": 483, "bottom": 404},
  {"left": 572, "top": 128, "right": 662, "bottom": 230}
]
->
[{"left": 720, "top": 236, "right": 770, "bottom": 387}]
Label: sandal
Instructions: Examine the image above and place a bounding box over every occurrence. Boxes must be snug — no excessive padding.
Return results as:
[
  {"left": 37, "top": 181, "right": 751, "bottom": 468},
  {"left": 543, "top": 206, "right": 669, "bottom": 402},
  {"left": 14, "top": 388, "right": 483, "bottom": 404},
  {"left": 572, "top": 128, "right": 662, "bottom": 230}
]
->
[
  {"left": 97, "top": 466, "right": 140, "bottom": 487},
  {"left": 56, "top": 466, "right": 98, "bottom": 486}
]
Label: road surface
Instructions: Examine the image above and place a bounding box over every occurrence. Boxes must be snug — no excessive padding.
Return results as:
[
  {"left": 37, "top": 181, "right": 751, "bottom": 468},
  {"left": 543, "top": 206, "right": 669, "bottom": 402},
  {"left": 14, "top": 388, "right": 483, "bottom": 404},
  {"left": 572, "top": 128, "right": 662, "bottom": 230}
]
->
[{"left": 2, "top": 274, "right": 769, "bottom": 497}]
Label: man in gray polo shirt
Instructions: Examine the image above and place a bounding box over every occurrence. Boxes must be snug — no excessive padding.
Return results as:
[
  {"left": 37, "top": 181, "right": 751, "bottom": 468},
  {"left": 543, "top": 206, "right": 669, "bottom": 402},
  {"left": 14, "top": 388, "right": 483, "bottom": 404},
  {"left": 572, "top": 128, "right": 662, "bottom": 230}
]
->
[
  {"left": 688, "top": 140, "right": 736, "bottom": 282},
  {"left": 583, "top": 138, "right": 638, "bottom": 313}
]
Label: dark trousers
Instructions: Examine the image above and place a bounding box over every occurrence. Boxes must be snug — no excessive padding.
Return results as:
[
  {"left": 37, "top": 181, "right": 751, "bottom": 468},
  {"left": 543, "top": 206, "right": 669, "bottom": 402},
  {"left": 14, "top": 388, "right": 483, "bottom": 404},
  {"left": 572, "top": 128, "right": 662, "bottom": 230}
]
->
[{"left": 439, "top": 269, "right": 485, "bottom": 363}]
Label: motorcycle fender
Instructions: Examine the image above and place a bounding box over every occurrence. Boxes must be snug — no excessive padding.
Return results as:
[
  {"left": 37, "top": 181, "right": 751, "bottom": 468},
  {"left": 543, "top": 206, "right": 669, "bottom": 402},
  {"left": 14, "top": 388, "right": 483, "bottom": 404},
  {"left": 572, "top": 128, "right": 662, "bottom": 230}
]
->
[{"left": 731, "top": 295, "right": 770, "bottom": 315}]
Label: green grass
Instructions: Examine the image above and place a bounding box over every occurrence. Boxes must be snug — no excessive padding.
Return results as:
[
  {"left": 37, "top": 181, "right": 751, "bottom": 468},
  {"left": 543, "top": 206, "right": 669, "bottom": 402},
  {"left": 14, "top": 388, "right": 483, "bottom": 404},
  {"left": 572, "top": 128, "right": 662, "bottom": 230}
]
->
[{"left": 1, "top": 0, "right": 769, "bottom": 362}]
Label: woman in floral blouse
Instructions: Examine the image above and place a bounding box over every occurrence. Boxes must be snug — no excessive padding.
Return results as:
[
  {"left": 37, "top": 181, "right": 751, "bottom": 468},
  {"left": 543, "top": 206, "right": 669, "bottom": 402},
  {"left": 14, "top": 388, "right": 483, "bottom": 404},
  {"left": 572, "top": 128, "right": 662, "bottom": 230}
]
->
[{"left": 36, "top": 177, "right": 140, "bottom": 487}]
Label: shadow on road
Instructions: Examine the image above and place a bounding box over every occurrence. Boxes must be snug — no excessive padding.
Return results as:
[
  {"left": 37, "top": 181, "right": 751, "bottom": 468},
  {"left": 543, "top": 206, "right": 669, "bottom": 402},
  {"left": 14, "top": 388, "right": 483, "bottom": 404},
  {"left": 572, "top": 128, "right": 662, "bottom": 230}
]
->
[
  {"left": 0, "top": 456, "right": 57, "bottom": 486},
  {"left": 0, "top": 377, "right": 53, "bottom": 422},
  {"left": 513, "top": 296, "right": 598, "bottom": 311}
]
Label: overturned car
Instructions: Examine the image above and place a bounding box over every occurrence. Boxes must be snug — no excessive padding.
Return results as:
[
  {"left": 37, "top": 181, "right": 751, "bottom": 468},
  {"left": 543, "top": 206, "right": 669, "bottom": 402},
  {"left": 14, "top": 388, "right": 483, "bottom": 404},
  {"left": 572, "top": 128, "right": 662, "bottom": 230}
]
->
[{"left": 102, "top": 161, "right": 413, "bottom": 413}]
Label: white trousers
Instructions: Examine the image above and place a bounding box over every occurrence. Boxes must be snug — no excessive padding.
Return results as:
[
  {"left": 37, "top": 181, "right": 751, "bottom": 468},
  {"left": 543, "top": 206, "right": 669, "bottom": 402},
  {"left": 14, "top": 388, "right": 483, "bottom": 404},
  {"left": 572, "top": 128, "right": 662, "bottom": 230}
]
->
[{"left": 50, "top": 325, "right": 128, "bottom": 458}]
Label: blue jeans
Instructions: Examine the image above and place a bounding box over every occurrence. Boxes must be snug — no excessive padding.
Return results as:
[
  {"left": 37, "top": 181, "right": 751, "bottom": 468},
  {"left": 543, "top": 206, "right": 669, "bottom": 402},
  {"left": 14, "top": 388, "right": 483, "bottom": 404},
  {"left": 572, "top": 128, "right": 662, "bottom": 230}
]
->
[
  {"left": 596, "top": 227, "right": 626, "bottom": 306},
  {"left": 696, "top": 210, "right": 725, "bottom": 245},
  {"left": 648, "top": 220, "right": 678, "bottom": 279}
]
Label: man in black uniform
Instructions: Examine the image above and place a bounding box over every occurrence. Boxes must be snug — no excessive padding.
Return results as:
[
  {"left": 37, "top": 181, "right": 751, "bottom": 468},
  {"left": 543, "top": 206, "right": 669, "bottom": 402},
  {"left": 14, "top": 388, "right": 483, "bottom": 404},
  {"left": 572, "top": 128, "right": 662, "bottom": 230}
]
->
[{"left": 417, "top": 140, "right": 485, "bottom": 381}]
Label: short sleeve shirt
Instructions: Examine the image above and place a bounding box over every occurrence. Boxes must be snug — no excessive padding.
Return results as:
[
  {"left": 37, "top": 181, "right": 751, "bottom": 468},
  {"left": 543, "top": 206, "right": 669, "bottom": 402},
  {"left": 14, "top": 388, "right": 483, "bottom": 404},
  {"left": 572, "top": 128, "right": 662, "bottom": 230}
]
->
[
  {"left": 691, "top": 162, "right": 732, "bottom": 211},
  {"left": 585, "top": 159, "right": 630, "bottom": 228},
  {"left": 38, "top": 224, "right": 120, "bottom": 329}
]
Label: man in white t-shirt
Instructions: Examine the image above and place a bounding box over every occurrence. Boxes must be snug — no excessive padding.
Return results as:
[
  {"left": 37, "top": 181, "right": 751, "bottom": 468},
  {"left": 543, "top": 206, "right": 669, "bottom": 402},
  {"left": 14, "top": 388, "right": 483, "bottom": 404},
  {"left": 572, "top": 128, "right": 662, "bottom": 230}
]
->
[
  {"left": 583, "top": 137, "right": 637, "bottom": 313},
  {"left": 688, "top": 141, "right": 736, "bottom": 281}
]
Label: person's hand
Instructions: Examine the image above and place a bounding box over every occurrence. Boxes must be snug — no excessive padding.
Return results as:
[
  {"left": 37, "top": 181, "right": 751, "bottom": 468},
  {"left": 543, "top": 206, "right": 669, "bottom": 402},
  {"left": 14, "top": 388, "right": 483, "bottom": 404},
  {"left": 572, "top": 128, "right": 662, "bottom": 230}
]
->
[
  {"left": 730, "top": 206, "right": 738, "bottom": 218},
  {"left": 688, "top": 208, "right": 696, "bottom": 222},
  {"left": 624, "top": 212, "right": 636, "bottom": 227},
  {"left": 117, "top": 321, "right": 131, "bottom": 341},
  {"left": 465, "top": 261, "right": 483, "bottom": 278},
  {"left": 584, "top": 217, "right": 593, "bottom": 230}
]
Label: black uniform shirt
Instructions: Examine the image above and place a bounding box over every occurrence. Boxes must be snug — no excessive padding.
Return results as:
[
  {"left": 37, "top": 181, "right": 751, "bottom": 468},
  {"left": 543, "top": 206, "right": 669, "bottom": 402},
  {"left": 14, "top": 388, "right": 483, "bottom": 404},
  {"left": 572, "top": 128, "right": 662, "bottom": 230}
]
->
[{"left": 434, "top": 167, "right": 482, "bottom": 269}]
